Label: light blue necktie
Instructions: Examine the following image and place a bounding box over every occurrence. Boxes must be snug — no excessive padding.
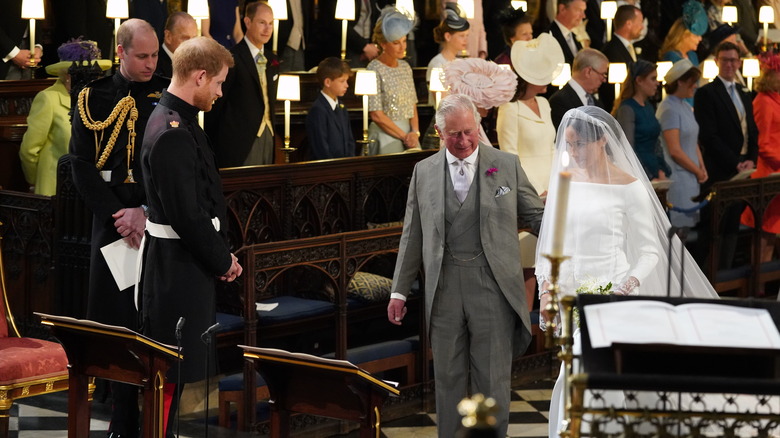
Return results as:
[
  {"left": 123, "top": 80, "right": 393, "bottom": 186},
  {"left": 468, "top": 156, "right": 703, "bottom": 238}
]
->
[{"left": 729, "top": 83, "right": 745, "bottom": 119}]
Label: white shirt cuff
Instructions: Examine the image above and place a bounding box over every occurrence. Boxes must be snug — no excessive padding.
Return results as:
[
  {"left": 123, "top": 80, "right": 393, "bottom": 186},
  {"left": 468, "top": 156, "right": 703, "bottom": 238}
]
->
[
  {"left": 390, "top": 292, "right": 407, "bottom": 301},
  {"left": 4, "top": 46, "right": 20, "bottom": 64}
]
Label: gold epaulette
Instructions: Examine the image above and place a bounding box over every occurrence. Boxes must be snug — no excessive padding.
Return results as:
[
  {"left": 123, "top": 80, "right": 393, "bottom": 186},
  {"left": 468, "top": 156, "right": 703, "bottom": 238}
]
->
[{"left": 77, "top": 88, "right": 139, "bottom": 181}]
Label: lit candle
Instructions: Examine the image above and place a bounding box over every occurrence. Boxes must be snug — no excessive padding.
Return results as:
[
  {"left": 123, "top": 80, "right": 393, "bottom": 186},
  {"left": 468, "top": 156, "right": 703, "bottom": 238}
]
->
[
  {"left": 341, "top": 20, "right": 348, "bottom": 58},
  {"left": 273, "top": 20, "right": 279, "bottom": 53},
  {"left": 362, "top": 95, "right": 369, "bottom": 132},
  {"left": 550, "top": 167, "right": 571, "bottom": 257},
  {"left": 29, "top": 19, "right": 35, "bottom": 60},
  {"left": 284, "top": 99, "right": 291, "bottom": 139}
]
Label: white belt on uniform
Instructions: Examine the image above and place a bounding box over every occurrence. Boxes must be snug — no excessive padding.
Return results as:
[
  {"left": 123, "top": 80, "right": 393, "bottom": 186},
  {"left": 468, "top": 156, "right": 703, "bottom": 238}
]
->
[{"left": 134, "top": 217, "right": 221, "bottom": 309}]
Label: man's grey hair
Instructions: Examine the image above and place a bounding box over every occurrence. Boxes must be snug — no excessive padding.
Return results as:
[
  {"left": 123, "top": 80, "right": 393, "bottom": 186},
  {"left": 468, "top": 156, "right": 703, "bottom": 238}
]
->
[
  {"left": 572, "top": 48, "right": 608, "bottom": 73},
  {"left": 434, "top": 94, "right": 481, "bottom": 133}
]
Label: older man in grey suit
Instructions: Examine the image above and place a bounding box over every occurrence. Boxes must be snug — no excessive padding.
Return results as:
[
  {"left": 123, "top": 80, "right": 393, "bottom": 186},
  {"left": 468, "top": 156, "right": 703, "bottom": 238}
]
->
[{"left": 388, "top": 94, "right": 545, "bottom": 437}]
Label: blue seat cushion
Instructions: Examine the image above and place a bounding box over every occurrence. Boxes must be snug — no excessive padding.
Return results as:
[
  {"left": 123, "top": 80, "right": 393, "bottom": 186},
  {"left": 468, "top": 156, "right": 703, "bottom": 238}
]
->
[
  {"left": 530, "top": 309, "right": 540, "bottom": 326},
  {"left": 715, "top": 265, "right": 751, "bottom": 283},
  {"left": 216, "top": 312, "right": 244, "bottom": 333},
  {"left": 256, "top": 296, "right": 333, "bottom": 325},
  {"left": 322, "top": 340, "right": 413, "bottom": 364},
  {"left": 218, "top": 372, "right": 266, "bottom": 392},
  {"left": 760, "top": 259, "right": 780, "bottom": 273}
]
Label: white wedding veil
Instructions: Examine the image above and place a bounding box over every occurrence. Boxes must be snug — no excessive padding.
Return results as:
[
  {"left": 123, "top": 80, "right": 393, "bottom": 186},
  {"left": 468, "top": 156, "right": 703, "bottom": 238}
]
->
[{"left": 535, "top": 106, "right": 717, "bottom": 299}]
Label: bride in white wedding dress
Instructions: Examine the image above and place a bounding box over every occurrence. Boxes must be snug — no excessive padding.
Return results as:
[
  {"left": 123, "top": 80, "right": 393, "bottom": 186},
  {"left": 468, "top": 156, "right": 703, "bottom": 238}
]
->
[{"left": 535, "top": 106, "right": 721, "bottom": 438}]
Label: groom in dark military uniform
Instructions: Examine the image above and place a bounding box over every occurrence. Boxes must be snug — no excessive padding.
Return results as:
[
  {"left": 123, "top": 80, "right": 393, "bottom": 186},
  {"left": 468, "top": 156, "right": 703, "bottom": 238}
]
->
[
  {"left": 69, "top": 18, "right": 168, "bottom": 438},
  {"left": 140, "top": 36, "right": 241, "bottom": 436}
]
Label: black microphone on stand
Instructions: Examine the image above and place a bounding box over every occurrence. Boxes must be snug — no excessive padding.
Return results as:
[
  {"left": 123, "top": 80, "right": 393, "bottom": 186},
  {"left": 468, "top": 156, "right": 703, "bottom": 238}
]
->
[
  {"left": 678, "top": 227, "right": 689, "bottom": 297},
  {"left": 201, "top": 322, "right": 220, "bottom": 438},
  {"left": 175, "top": 317, "right": 185, "bottom": 438},
  {"left": 667, "top": 226, "right": 679, "bottom": 297}
]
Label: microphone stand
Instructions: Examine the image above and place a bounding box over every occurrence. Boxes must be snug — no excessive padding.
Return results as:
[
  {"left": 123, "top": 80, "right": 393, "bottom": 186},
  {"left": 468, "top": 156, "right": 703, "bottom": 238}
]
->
[
  {"left": 175, "top": 317, "right": 185, "bottom": 438},
  {"left": 678, "top": 227, "right": 689, "bottom": 297},
  {"left": 201, "top": 323, "right": 220, "bottom": 438},
  {"left": 667, "top": 226, "right": 678, "bottom": 297}
]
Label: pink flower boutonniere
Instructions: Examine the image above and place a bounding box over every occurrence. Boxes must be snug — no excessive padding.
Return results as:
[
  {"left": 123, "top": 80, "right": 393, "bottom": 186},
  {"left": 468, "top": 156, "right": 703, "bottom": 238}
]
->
[
  {"left": 270, "top": 58, "right": 280, "bottom": 68},
  {"left": 486, "top": 168, "right": 498, "bottom": 176}
]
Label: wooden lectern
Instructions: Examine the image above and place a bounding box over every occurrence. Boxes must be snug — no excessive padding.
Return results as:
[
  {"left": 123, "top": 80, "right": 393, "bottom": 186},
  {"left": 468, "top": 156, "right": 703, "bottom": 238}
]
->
[
  {"left": 240, "top": 345, "right": 400, "bottom": 437},
  {"left": 35, "top": 313, "right": 181, "bottom": 438}
]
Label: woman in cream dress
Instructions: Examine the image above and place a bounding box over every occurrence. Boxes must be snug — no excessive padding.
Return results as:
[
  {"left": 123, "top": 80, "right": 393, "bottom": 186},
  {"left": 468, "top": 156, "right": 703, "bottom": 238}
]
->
[{"left": 497, "top": 33, "right": 563, "bottom": 306}]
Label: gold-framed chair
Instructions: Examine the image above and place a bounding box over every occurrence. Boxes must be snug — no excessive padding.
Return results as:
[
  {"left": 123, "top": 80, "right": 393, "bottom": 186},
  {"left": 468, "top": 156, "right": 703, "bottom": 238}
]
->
[{"left": 0, "top": 229, "right": 70, "bottom": 438}]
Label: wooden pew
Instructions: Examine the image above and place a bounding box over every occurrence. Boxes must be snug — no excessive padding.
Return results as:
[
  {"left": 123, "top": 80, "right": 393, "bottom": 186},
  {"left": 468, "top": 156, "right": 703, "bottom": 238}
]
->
[
  {"left": 705, "top": 175, "right": 780, "bottom": 297},
  {"left": 235, "top": 226, "right": 426, "bottom": 431}
]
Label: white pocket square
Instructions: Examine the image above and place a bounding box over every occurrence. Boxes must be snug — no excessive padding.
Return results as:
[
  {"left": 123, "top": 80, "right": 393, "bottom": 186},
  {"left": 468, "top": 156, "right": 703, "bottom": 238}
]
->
[{"left": 495, "top": 186, "right": 511, "bottom": 197}]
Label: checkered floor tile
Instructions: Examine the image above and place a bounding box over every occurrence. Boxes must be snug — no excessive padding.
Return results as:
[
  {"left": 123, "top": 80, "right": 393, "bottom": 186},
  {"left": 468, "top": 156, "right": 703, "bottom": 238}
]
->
[{"left": 8, "top": 380, "right": 554, "bottom": 437}]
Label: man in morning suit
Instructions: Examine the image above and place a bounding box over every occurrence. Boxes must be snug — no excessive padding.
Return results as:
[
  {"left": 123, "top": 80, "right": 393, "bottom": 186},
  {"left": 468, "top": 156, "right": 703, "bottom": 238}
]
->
[
  {"left": 206, "top": 1, "right": 278, "bottom": 167},
  {"left": 305, "top": 57, "right": 356, "bottom": 160},
  {"left": 548, "top": 0, "right": 586, "bottom": 65},
  {"left": 156, "top": 11, "right": 198, "bottom": 78},
  {"left": 267, "top": 0, "right": 311, "bottom": 72},
  {"left": 599, "top": 4, "right": 644, "bottom": 113},
  {"left": 140, "top": 36, "right": 242, "bottom": 436},
  {"left": 0, "top": 0, "right": 42, "bottom": 79},
  {"left": 550, "top": 48, "right": 608, "bottom": 129},
  {"left": 387, "top": 94, "right": 545, "bottom": 438},
  {"left": 69, "top": 18, "right": 169, "bottom": 438},
  {"left": 345, "top": 0, "right": 384, "bottom": 67},
  {"left": 694, "top": 41, "right": 758, "bottom": 268}
]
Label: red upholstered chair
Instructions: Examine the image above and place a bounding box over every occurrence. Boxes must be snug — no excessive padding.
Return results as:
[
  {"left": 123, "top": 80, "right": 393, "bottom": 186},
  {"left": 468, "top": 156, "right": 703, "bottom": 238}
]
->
[{"left": 0, "top": 233, "right": 70, "bottom": 438}]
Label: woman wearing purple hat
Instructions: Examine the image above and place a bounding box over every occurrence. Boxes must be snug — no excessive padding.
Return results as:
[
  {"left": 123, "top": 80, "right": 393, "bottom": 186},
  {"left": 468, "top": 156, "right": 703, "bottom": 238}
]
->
[{"left": 18, "top": 39, "right": 110, "bottom": 196}]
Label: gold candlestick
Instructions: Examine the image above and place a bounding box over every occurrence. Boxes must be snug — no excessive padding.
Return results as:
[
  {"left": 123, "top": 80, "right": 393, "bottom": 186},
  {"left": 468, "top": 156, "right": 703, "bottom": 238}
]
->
[
  {"left": 542, "top": 252, "right": 576, "bottom": 438},
  {"left": 281, "top": 135, "right": 296, "bottom": 163},
  {"left": 356, "top": 130, "right": 373, "bottom": 156}
]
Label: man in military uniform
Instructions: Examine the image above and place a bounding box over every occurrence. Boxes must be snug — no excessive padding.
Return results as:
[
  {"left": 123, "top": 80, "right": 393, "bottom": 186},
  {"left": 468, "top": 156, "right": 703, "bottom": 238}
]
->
[
  {"left": 140, "top": 36, "right": 241, "bottom": 435},
  {"left": 69, "top": 18, "right": 169, "bottom": 438}
]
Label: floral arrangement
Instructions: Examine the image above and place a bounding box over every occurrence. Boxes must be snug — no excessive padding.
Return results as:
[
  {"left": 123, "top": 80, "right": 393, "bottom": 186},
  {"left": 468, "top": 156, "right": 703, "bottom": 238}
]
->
[
  {"left": 486, "top": 167, "right": 498, "bottom": 176},
  {"left": 572, "top": 279, "right": 613, "bottom": 327}
]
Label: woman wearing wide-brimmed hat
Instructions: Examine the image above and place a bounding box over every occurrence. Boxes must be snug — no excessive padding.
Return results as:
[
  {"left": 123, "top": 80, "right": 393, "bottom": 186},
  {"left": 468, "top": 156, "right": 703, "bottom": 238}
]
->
[
  {"left": 18, "top": 39, "right": 110, "bottom": 196},
  {"left": 496, "top": 32, "right": 563, "bottom": 309}
]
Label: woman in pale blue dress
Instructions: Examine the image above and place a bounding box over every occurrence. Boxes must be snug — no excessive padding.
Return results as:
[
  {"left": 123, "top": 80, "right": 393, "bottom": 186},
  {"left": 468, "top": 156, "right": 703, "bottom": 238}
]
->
[{"left": 657, "top": 59, "right": 707, "bottom": 227}]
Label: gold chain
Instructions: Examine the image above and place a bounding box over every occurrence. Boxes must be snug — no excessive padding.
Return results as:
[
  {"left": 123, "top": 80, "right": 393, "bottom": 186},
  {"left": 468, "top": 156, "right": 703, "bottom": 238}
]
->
[{"left": 77, "top": 88, "right": 138, "bottom": 171}]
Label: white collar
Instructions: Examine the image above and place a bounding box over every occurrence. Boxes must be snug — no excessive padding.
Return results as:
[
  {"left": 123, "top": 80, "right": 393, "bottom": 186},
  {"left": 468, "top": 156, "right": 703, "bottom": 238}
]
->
[
  {"left": 445, "top": 146, "right": 479, "bottom": 167},
  {"left": 554, "top": 20, "right": 573, "bottom": 38},
  {"left": 718, "top": 76, "right": 738, "bottom": 89},
  {"left": 615, "top": 34, "right": 632, "bottom": 48},
  {"left": 321, "top": 91, "right": 338, "bottom": 110},
  {"left": 162, "top": 43, "right": 174, "bottom": 60},
  {"left": 568, "top": 78, "right": 590, "bottom": 106},
  {"left": 245, "top": 37, "right": 263, "bottom": 61}
]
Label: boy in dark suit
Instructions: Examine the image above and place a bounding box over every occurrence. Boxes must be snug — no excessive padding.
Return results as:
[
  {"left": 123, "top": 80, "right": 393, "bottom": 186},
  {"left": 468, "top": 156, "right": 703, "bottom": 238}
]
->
[{"left": 305, "top": 57, "right": 356, "bottom": 160}]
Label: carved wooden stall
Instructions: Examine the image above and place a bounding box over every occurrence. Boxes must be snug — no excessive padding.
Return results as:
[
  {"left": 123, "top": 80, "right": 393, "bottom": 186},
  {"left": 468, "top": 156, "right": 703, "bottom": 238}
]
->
[{"left": 0, "top": 71, "right": 433, "bottom": 336}]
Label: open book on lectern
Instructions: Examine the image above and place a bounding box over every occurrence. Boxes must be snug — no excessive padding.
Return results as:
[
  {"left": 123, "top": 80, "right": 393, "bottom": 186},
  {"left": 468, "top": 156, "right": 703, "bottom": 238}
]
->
[{"left": 584, "top": 301, "right": 780, "bottom": 350}]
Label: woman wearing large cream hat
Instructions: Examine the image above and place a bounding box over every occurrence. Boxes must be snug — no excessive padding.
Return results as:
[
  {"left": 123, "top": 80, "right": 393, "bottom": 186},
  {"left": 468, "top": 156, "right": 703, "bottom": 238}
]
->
[
  {"left": 496, "top": 32, "right": 564, "bottom": 308},
  {"left": 19, "top": 39, "right": 110, "bottom": 196}
]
